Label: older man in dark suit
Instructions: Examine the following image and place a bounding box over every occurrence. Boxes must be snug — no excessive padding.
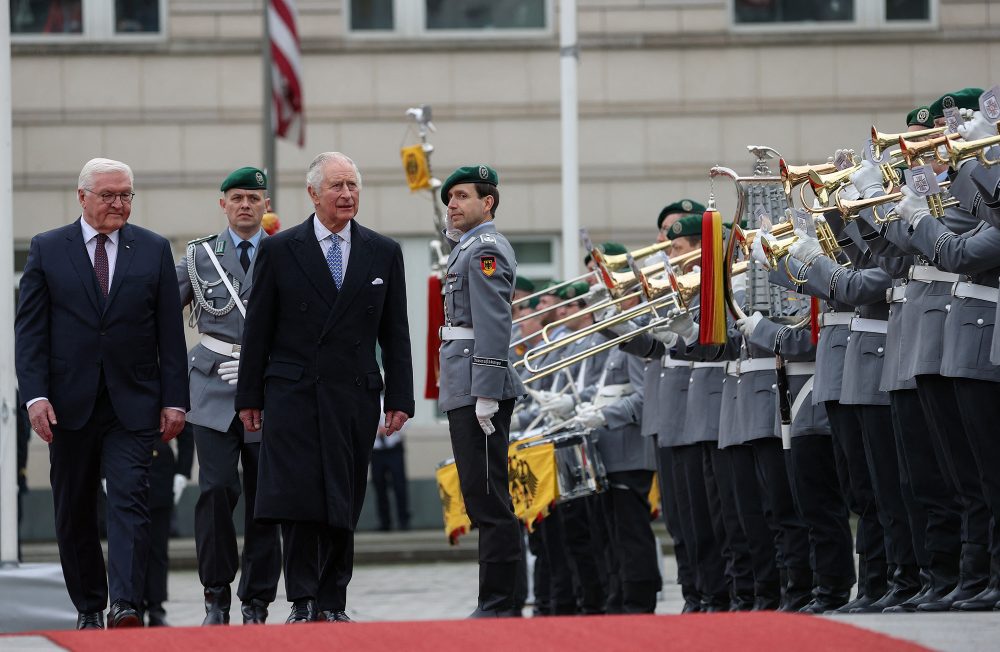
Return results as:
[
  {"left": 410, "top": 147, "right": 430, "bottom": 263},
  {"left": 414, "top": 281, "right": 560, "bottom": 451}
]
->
[
  {"left": 236, "top": 151, "right": 414, "bottom": 624},
  {"left": 15, "top": 157, "right": 189, "bottom": 629}
]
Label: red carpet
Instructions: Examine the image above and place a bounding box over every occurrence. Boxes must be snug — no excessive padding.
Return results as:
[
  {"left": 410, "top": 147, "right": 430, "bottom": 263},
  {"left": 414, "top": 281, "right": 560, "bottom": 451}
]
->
[{"left": 35, "top": 613, "right": 933, "bottom": 651}]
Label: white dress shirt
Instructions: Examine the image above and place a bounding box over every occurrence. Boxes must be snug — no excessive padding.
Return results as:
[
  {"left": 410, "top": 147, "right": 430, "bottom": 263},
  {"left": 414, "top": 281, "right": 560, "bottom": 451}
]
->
[{"left": 314, "top": 215, "right": 351, "bottom": 279}]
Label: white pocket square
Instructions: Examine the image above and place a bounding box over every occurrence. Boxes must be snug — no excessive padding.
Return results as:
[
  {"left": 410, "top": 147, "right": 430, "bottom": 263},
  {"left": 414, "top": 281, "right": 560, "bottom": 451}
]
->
[{"left": 371, "top": 277, "right": 384, "bottom": 285}]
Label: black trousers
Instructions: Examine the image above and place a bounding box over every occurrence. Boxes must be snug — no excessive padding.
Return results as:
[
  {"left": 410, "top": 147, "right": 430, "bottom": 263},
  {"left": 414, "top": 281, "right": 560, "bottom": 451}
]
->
[
  {"left": 671, "top": 444, "right": 727, "bottom": 605},
  {"left": 601, "top": 470, "right": 661, "bottom": 613},
  {"left": 370, "top": 444, "right": 410, "bottom": 530},
  {"left": 539, "top": 516, "right": 576, "bottom": 614},
  {"left": 723, "top": 445, "right": 781, "bottom": 600},
  {"left": 915, "top": 375, "right": 991, "bottom": 548},
  {"left": 889, "top": 389, "right": 961, "bottom": 571},
  {"left": 193, "top": 418, "right": 281, "bottom": 603},
  {"left": 749, "top": 437, "right": 812, "bottom": 574},
  {"left": 952, "top": 378, "right": 1000, "bottom": 562},
  {"left": 786, "top": 434, "right": 855, "bottom": 585},
  {"left": 448, "top": 399, "right": 522, "bottom": 609},
  {"left": 825, "top": 401, "right": 887, "bottom": 592},
  {"left": 857, "top": 404, "right": 920, "bottom": 569},
  {"left": 656, "top": 446, "right": 695, "bottom": 600},
  {"left": 49, "top": 382, "right": 158, "bottom": 612},
  {"left": 281, "top": 521, "right": 354, "bottom": 611},
  {"left": 707, "top": 444, "right": 756, "bottom": 602},
  {"left": 143, "top": 505, "right": 172, "bottom": 606},
  {"left": 559, "top": 497, "right": 607, "bottom": 613}
]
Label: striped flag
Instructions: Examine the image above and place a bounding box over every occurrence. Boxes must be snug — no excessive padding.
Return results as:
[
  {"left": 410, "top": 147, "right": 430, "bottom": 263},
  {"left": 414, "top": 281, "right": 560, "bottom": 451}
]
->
[{"left": 268, "top": 0, "right": 304, "bottom": 146}]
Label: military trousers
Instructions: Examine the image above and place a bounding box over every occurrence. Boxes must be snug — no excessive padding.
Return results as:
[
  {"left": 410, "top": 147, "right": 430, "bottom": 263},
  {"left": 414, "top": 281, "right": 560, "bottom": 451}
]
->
[
  {"left": 193, "top": 418, "right": 281, "bottom": 603},
  {"left": 656, "top": 446, "right": 696, "bottom": 603},
  {"left": 952, "top": 378, "right": 1000, "bottom": 563},
  {"left": 707, "top": 444, "right": 755, "bottom": 605},
  {"left": 748, "top": 437, "right": 812, "bottom": 576},
  {"left": 600, "top": 469, "right": 662, "bottom": 614}
]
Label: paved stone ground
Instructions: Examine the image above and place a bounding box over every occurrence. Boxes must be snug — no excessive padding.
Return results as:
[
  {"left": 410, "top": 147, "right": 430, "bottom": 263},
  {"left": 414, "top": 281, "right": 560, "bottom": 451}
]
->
[{"left": 5, "top": 558, "right": 1000, "bottom": 651}]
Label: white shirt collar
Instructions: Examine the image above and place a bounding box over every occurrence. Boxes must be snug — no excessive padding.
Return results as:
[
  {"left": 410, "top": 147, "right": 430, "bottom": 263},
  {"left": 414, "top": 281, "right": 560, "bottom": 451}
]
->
[
  {"left": 80, "top": 217, "right": 119, "bottom": 245},
  {"left": 313, "top": 215, "right": 351, "bottom": 243}
]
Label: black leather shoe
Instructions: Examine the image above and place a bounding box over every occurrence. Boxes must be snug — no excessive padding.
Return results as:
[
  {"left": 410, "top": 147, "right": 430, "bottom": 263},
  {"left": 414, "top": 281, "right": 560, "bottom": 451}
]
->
[
  {"left": 325, "top": 610, "right": 354, "bottom": 623},
  {"left": 952, "top": 585, "right": 1000, "bottom": 611},
  {"left": 286, "top": 599, "right": 319, "bottom": 623},
  {"left": 468, "top": 606, "right": 520, "bottom": 618},
  {"left": 108, "top": 600, "right": 142, "bottom": 628},
  {"left": 146, "top": 603, "right": 168, "bottom": 627},
  {"left": 833, "top": 594, "right": 875, "bottom": 614},
  {"left": 751, "top": 595, "right": 780, "bottom": 611},
  {"left": 202, "top": 585, "right": 231, "bottom": 625},
  {"left": 76, "top": 611, "right": 105, "bottom": 630},
  {"left": 242, "top": 599, "right": 269, "bottom": 624},
  {"left": 681, "top": 599, "right": 702, "bottom": 614}
]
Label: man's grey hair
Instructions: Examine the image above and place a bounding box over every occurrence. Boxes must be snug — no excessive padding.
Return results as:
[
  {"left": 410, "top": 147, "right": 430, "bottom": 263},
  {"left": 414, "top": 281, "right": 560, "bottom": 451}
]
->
[
  {"left": 306, "top": 152, "right": 362, "bottom": 193},
  {"left": 78, "top": 158, "right": 134, "bottom": 190}
]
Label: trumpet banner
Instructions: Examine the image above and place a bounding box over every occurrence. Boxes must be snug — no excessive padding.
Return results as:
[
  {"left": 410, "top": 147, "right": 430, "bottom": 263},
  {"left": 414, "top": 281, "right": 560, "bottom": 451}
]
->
[
  {"left": 401, "top": 144, "right": 432, "bottom": 192},
  {"left": 508, "top": 439, "right": 558, "bottom": 532},
  {"left": 435, "top": 461, "right": 471, "bottom": 545},
  {"left": 699, "top": 206, "right": 728, "bottom": 345}
]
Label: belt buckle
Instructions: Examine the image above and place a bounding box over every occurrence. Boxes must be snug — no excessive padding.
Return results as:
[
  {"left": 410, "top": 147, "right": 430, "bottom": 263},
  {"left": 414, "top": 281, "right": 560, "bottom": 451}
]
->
[
  {"left": 232, "top": 344, "right": 242, "bottom": 355},
  {"left": 950, "top": 281, "right": 961, "bottom": 298}
]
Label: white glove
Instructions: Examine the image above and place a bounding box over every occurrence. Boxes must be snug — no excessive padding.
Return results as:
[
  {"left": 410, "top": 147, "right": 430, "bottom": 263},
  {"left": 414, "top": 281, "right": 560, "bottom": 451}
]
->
[
  {"left": 582, "top": 284, "right": 610, "bottom": 306},
  {"left": 959, "top": 107, "right": 976, "bottom": 122},
  {"left": 839, "top": 182, "right": 861, "bottom": 202},
  {"left": 575, "top": 404, "right": 606, "bottom": 429},
  {"left": 735, "top": 311, "right": 764, "bottom": 339},
  {"left": 475, "top": 397, "right": 499, "bottom": 435},
  {"left": 750, "top": 232, "right": 773, "bottom": 269},
  {"left": 957, "top": 110, "right": 997, "bottom": 143},
  {"left": 596, "top": 304, "right": 635, "bottom": 337},
  {"left": 788, "top": 228, "right": 823, "bottom": 265},
  {"left": 896, "top": 186, "right": 931, "bottom": 228},
  {"left": 444, "top": 216, "right": 463, "bottom": 242},
  {"left": 101, "top": 478, "right": 107, "bottom": 495},
  {"left": 851, "top": 160, "right": 884, "bottom": 198},
  {"left": 217, "top": 352, "right": 240, "bottom": 385},
  {"left": 650, "top": 325, "right": 679, "bottom": 347},
  {"left": 664, "top": 312, "right": 699, "bottom": 344},
  {"left": 540, "top": 394, "right": 575, "bottom": 419},
  {"left": 173, "top": 474, "right": 187, "bottom": 506}
]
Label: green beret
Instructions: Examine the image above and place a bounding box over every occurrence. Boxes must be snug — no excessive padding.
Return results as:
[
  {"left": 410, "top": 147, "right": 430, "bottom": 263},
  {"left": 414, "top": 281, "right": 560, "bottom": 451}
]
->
[
  {"left": 440, "top": 164, "right": 499, "bottom": 204},
  {"left": 556, "top": 281, "right": 591, "bottom": 301},
  {"left": 657, "top": 199, "right": 706, "bottom": 229},
  {"left": 514, "top": 276, "right": 536, "bottom": 293},
  {"left": 929, "top": 88, "right": 984, "bottom": 120},
  {"left": 667, "top": 214, "right": 703, "bottom": 239},
  {"left": 220, "top": 166, "right": 267, "bottom": 192},
  {"left": 906, "top": 106, "right": 934, "bottom": 129}
]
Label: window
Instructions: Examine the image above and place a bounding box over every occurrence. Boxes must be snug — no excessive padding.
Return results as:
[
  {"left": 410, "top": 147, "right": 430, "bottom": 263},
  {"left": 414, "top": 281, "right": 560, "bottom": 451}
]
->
[
  {"left": 10, "top": 0, "right": 164, "bottom": 41},
  {"left": 348, "top": 0, "right": 551, "bottom": 37},
  {"left": 731, "top": 0, "right": 934, "bottom": 30},
  {"left": 509, "top": 236, "right": 558, "bottom": 287}
]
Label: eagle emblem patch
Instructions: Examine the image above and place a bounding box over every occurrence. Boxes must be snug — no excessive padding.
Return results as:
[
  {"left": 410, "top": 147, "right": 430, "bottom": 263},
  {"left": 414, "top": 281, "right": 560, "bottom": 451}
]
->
[{"left": 481, "top": 256, "right": 496, "bottom": 277}]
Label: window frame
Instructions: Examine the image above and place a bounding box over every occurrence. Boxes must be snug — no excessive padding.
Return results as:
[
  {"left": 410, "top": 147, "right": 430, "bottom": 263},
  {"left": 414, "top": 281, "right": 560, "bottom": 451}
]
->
[
  {"left": 10, "top": 0, "right": 168, "bottom": 44},
  {"left": 345, "top": 0, "right": 554, "bottom": 40},
  {"left": 727, "top": 0, "right": 938, "bottom": 34},
  {"left": 508, "top": 234, "right": 560, "bottom": 284}
]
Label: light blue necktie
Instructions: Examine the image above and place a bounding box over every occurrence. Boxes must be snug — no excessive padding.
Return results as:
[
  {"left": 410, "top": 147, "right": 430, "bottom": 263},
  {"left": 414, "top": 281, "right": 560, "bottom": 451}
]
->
[{"left": 326, "top": 233, "right": 343, "bottom": 290}]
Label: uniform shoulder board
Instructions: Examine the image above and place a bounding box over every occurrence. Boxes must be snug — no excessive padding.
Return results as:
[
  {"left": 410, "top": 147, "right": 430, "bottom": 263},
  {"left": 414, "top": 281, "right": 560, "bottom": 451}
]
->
[
  {"left": 479, "top": 233, "right": 497, "bottom": 244},
  {"left": 187, "top": 234, "right": 217, "bottom": 246}
]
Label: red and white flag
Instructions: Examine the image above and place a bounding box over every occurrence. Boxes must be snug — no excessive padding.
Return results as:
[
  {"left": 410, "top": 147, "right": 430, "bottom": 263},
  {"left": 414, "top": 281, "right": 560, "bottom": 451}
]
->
[{"left": 268, "top": 0, "right": 304, "bottom": 146}]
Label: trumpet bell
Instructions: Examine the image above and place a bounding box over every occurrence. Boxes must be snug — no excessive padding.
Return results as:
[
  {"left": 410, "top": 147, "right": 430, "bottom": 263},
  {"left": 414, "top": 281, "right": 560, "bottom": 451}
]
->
[
  {"left": 946, "top": 132, "right": 1000, "bottom": 168},
  {"left": 872, "top": 124, "right": 946, "bottom": 160},
  {"left": 780, "top": 159, "right": 836, "bottom": 199}
]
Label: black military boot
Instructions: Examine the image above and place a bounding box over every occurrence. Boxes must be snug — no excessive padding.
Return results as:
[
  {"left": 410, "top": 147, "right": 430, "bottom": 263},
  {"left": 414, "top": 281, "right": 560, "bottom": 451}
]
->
[
  {"left": 835, "top": 559, "right": 887, "bottom": 614},
  {"left": 469, "top": 562, "right": 520, "bottom": 618},
  {"left": 854, "top": 564, "right": 920, "bottom": 613},
  {"left": 917, "top": 544, "right": 989, "bottom": 612},
  {"left": 953, "top": 556, "right": 1000, "bottom": 611},
  {"left": 680, "top": 585, "right": 702, "bottom": 613},
  {"left": 241, "top": 599, "right": 269, "bottom": 624},
  {"left": 751, "top": 582, "right": 781, "bottom": 611},
  {"left": 202, "top": 585, "right": 231, "bottom": 625},
  {"left": 889, "top": 558, "right": 958, "bottom": 612},
  {"left": 778, "top": 567, "right": 813, "bottom": 612},
  {"left": 798, "top": 575, "right": 852, "bottom": 614}
]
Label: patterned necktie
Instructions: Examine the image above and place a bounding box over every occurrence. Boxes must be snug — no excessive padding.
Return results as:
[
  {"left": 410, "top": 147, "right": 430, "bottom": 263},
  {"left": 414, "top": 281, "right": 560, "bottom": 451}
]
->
[
  {"left": 325, "top": 233, "right": 343, "bottom": 290},
  {"left": 238, "top": 240, "right": 251, "bottom": 272},
  {"left": 94, "top": 233, "right": 110, "bottom": 297}
]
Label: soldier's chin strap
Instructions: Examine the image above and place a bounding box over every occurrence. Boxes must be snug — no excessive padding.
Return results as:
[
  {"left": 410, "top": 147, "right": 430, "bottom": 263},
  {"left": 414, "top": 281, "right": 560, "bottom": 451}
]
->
[{"left": 202, "top": 242, "right": 246, "bottom": 318}]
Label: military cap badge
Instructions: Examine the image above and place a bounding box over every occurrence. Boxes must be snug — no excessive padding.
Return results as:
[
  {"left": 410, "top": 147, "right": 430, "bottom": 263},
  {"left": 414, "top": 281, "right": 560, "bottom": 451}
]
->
[
  {"left": 916, "top": 108, "right": 929, "bottom": 124},
  {"left": 479, "top": 165, "right": 489, "bottom": 180}
]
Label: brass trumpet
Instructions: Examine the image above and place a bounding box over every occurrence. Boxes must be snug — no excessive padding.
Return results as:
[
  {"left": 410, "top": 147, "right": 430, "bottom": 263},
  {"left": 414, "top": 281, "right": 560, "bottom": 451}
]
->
[
  {"left": 806, "top": 152, "right": 906, "bottom": 208},
  {"left": 945, "top": 133, "right": 1000, "bottom": 169},
  {"left": 871, "top": 124, "right": 947, "bottom": 160},
  {"left": 834, "top": 181, "right": 956, "bottom": 224},
  {"left": 898, "top": 132, "right": 959, "bottom": 167},
  {"left": 780, "top": 159, "right": 836, "bottom": 204}
]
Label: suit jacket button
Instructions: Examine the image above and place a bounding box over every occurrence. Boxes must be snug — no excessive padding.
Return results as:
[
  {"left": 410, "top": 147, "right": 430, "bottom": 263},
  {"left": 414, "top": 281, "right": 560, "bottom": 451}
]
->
[
  {"left": 355, "top": 377, "right": 362, "bottom": 386},
  {"left": 367, "top": 306, "right": 375, "bottom": 314},
  {"left": 300, "top": 303, "right": 308, "bottom": 311}
]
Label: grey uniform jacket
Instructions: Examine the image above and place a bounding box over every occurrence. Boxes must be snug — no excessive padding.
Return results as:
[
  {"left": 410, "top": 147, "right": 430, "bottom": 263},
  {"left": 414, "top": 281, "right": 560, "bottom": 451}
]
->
[
  {"left": 796, "top": 258, "right": 853, "bottom": 405},
  {"left": 959, "top": 156, "right": 1000, "bottom": 229},
  {"left": 620, "top": 332, "right": 691, "bottom": 448},
  {"left": 176, "top": 228, "right": 259, "bottom": 433},
  {"left": 438, "top": 222, "right": 526, "bottom": 412},
  {"left": 907, "top": 218, "right": 1000, "bottom": 381},
  {"left": 592, "top": 347, "right": 656, "bottom": 474}
]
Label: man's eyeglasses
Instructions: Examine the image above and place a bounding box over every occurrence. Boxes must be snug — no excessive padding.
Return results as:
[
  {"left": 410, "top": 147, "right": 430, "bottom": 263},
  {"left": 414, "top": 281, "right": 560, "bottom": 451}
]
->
[{"left": 84, "top": 189, "right": 135, "bottom": 205}]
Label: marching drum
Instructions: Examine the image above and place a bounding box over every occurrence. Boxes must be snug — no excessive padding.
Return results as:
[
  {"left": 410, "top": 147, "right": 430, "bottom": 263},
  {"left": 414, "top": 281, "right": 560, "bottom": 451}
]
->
[{"left": 517, "top": 430, "right": 607, "bottom": 504}]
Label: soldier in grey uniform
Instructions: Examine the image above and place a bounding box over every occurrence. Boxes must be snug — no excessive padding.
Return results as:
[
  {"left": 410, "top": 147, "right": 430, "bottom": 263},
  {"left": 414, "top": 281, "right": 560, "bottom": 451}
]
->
[
  {"left": 175, "top": 167, "right": 282, "bottom": 625},
  {"left": 437, "top": 165, "right": 525, "bottom": 617}
]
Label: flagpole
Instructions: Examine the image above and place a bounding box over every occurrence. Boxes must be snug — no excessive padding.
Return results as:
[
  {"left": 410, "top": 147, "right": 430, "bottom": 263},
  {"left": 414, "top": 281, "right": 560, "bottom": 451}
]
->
[
  {"left": 263, "top": 0, "right": 277, "bottom": 210},
  {"left": 559, "top": 0, "right": 579, "bottom": 280},
  {"left": 0, "top": 2, "right": 20, "bottom": 564}
]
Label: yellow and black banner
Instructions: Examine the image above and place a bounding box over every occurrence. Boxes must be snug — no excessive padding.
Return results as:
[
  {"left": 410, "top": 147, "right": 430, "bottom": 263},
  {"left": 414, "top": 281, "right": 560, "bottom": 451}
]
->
[{"left": 401, "top": 144, "right": 431, "bottom": 192}]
